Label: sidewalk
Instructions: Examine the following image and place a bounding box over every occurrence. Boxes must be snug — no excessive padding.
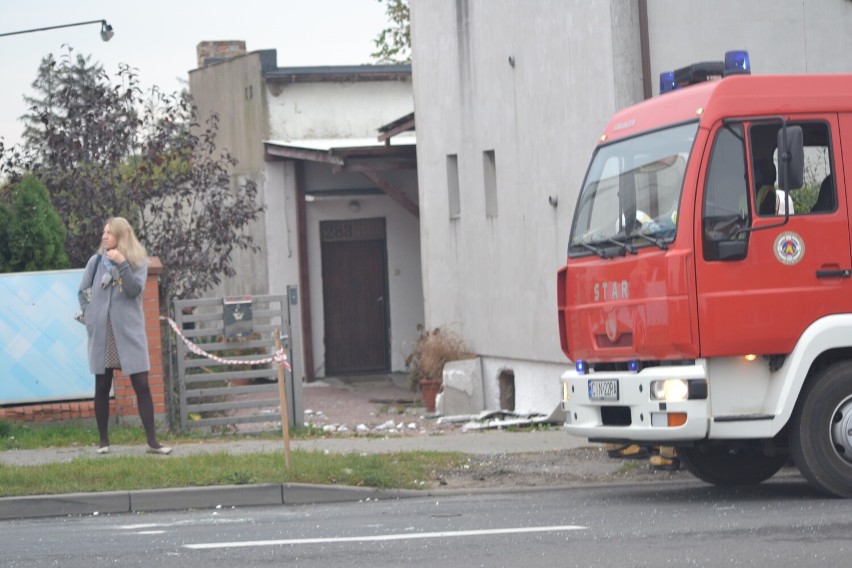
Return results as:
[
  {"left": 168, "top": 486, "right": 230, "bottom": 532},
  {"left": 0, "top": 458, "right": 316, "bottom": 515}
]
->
[
  {"left": 0, "top": 428, "right": 588, "bottom": 466},
  {"left": 0, "top": 375, "right": 594, "bottom": 520}
]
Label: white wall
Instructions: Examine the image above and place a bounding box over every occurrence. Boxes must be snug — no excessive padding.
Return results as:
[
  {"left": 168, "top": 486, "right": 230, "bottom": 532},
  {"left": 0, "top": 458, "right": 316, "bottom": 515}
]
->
[
  {"left": 411, "top": 0, "right": 641, "bottom": 413},
  {"left": 480, "top": 358, "right": 568, "bottom": 418},
  {"left": 267, "top": 81, "right": 414, "bottom": 141},
  {"left": 264, "top": 161, "right": 300, "bottom": 296},
  {"left": 646, "top": 0, "right": 852, "bottom": 92}
]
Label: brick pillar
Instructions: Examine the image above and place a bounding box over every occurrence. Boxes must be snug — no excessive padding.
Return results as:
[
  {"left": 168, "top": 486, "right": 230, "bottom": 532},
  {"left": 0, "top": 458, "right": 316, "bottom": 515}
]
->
[
  {"left": 196, "top": 40, "right": 247, "bottom": 67},
  {"left": 0, "top": 257, "right": 167, "bottom": 427}
]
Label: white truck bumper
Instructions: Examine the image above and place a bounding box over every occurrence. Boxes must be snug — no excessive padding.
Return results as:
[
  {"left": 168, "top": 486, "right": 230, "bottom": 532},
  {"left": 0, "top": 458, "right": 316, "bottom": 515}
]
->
[{"left": 561, "top": 361, "right": 710, "bottom": 443}]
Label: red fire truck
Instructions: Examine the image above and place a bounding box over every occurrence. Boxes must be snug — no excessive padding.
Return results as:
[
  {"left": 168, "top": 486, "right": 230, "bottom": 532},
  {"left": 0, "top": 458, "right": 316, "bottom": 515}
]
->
[{"left": 557, "top": 51, "right": 852, "bottom": 497}]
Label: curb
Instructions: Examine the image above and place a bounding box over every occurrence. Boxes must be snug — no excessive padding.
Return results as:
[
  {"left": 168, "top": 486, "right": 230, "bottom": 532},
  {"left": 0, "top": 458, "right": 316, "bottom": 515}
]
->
[
  {"left": 0, "top": 477, "right": 714, "bottom": 521},
  {"left": 0, "top": 483, "right": 422, "bottom": 521}
]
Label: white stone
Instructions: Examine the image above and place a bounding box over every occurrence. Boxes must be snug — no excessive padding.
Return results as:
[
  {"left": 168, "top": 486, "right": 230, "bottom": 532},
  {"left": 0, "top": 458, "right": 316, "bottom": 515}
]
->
[{"left": 442, "top": 358, "right": 484, "bottom": 416}]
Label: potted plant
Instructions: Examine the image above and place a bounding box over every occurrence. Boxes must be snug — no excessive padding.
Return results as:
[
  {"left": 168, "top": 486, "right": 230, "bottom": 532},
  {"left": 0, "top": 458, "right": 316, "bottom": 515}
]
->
[{"left": 404, "top": 326, "right": 475, "bottom": 413}]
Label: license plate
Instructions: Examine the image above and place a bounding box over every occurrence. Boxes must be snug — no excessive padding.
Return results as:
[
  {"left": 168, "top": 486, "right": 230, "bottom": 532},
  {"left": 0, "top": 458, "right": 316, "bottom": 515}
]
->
[{"left": 589, "top": 379, "right": 619, "bottom": 401}]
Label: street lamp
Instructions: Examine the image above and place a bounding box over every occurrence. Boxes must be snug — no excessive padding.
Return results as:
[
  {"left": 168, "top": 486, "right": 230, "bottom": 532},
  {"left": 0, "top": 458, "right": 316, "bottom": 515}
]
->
[{"left": 0, "top": 19, "right": 115, "bottom": 42}]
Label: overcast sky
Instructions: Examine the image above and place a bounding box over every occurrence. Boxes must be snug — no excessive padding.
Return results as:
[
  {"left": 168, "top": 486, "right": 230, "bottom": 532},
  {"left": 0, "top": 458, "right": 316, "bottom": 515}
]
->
[{"left": 0, "top": 0, "right": 391, "bottom": 148}]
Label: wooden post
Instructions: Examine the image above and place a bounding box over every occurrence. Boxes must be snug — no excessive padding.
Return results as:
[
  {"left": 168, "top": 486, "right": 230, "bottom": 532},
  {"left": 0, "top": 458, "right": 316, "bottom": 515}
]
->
[{"left": 274, "top": 329, "right": 292, "bottom": 469}]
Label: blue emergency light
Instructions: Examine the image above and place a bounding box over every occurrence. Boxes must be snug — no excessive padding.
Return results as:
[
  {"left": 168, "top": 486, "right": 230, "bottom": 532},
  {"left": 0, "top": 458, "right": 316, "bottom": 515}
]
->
[
  {"left": 659, "top": 71, "right": 676, "bottom": 94},
  {"left": 724, "top": 50, "right": 750, "bottom": 75},
  {"left": 575, "top": 360, "right": 588, "bottom": 375}
]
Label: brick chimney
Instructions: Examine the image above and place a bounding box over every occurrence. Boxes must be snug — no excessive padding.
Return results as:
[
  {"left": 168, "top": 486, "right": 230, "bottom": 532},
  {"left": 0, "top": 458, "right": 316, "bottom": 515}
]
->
[{"left": 196, "top": 40, "right": 247, "bottom": 68}]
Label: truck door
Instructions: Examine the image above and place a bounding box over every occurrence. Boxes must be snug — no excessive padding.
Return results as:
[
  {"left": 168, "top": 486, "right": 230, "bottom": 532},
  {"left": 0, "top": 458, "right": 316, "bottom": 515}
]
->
[{"left": 696, "top": 117, "right": 852, "bottom": 357}]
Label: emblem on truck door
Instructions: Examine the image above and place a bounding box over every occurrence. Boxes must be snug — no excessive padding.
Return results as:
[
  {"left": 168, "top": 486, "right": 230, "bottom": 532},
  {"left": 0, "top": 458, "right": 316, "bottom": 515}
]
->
[
  {"left": 773, "top": 231, "right": 805, "bottom": 266},
  {"left": 605, "top": 313, "right": 618, "bottom": 341}
]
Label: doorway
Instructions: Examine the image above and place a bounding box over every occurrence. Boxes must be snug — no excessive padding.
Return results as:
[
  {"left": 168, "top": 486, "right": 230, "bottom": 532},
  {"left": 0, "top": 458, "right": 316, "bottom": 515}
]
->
[{"left": 320, "top": 218, "right": 390, "bottom": 374}]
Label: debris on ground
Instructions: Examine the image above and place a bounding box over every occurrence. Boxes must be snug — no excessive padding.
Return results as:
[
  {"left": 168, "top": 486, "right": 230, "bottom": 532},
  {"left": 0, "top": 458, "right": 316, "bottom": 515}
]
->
[{"left": 437, "top": 409, "right": 557, "bottom": 431}]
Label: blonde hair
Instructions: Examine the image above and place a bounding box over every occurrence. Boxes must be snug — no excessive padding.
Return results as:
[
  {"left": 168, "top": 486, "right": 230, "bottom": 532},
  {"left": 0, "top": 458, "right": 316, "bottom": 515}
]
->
[{"left": 99, "top": 217, "right": 147, "bottom": 268}]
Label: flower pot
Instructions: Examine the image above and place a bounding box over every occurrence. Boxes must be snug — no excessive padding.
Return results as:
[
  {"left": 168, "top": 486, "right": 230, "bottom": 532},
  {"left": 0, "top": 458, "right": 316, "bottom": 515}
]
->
[{"left": 418, "top": 378, "right": 441, "bottom": 413}]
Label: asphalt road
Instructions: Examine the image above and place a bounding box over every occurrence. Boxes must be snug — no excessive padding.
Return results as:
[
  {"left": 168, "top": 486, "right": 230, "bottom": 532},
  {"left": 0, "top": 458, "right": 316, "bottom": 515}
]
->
[{"left": 3, "top": 477, "right": 849, "bottom": 567}]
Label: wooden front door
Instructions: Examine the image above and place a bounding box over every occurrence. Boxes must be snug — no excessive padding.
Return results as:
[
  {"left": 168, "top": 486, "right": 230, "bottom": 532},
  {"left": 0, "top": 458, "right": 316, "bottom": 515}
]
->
[{"left": 321, "top": 218, "right": 390, "bottom": 374}]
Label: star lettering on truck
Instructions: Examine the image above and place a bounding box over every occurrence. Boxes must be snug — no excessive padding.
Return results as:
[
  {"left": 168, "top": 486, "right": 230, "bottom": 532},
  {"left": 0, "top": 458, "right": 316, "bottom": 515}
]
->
[{"left": 594, "top": 281, "right": 629, "bottom": 302}]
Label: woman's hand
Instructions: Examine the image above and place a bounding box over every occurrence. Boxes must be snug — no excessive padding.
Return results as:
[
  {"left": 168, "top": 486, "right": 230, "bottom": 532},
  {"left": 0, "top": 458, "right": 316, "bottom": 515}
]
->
[{"left": 106, "top": 248, "right": 126, "bottom": 265}]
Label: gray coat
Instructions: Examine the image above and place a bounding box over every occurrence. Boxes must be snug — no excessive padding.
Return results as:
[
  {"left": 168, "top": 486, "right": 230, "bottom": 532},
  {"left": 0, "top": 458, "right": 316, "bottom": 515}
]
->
[{"left": 79, "top": 255, "right": 150, "bottom": 375}]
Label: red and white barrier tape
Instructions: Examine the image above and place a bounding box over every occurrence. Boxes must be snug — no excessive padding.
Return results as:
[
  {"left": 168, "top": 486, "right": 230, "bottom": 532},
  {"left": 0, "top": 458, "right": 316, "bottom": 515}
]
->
[{"left": 160, "top": 316, "right": 291, "bottom": 370}]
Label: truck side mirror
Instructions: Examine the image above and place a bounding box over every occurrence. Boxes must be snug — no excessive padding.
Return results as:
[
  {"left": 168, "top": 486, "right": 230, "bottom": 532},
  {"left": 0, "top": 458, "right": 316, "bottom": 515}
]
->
[{"left": 777, "top": 126, "right": 804, "bottom": 190}]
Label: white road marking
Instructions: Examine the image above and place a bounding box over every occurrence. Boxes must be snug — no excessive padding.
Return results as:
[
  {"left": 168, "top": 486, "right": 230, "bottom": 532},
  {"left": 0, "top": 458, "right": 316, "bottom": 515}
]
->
[
  {"left": 185, "top": 525, "right": 588, "bottom": 550},
  {"left": 117, "top": 523, "right": 161, "bottom": 529},
  {"left": 115, "top": 517, "right": 256, "bottom": 530}
]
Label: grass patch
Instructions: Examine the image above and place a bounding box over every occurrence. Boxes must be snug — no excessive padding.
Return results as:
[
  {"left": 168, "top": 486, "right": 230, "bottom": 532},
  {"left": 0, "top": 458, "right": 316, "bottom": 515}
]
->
[
  {"left": 0, "top": 420, "right": 326, "bottom": 451},
  {"left": 505, "top": 423, "right": 553, "bottom": 433},
  {"left": 0, "top": 450, "right": 465, "bottom": 497},
  {"left": 1, "top": 423, "right": 150, "bottom": 450},
  {"left": 0, "top": 420, "right": 468, "bottom": 497},
  {"left": 617, "top": 461, "right": 642, "bottom": 474}
]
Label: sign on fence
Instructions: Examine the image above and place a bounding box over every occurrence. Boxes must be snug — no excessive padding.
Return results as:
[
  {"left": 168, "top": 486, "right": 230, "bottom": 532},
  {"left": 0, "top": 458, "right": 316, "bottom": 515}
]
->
[{"left": 223, "top": 296, "right": 253, "bottom": 339}]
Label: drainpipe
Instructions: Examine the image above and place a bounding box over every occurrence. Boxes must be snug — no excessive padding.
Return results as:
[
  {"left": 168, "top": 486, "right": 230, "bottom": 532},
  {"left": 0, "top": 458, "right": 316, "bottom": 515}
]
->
[
  {"left": 295, "top": 161, "right": 315, "bottom": 381},
  {"left": 638, "top": 0, "right": 652, "bottom": 99}
]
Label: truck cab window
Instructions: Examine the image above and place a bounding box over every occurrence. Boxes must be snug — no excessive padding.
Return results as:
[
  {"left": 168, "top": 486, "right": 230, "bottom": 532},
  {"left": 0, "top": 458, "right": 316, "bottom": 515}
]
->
[
  {"left": 568, "top": 122, "right": 696, "bottom": 257},
  {"left": 703, "top": 124, "right": 749, "bottom": 261},
  {"left": 749, "top": 121, "right": 833, "bottom": 215}
]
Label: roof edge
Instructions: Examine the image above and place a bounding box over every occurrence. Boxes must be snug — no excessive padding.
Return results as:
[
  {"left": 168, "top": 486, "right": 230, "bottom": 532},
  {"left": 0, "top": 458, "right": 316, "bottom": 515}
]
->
[{"left": 264, "top": 64, "right": 411, "bottom": 84}]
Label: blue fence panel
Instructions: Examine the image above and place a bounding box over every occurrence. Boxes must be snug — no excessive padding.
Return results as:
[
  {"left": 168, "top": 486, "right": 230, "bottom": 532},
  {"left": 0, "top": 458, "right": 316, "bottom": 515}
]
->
[{"left": 0, "top": 269, "right": 91, "bottom": 405}]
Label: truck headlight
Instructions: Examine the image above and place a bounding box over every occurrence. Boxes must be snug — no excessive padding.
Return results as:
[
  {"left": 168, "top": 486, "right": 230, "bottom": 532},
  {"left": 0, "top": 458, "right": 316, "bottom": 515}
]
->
[
  {"left": 650, "top": 379, "right": 707, "bottom": 401},
  {"left": 651, "top": 379, "right": 688, "bottom": 402}
]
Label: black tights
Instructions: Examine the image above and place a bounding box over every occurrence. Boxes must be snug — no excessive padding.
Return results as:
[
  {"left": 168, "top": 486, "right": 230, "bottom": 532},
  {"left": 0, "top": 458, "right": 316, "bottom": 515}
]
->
[{"left": 94, "top": 369, "right": 162, "bottom": 448}]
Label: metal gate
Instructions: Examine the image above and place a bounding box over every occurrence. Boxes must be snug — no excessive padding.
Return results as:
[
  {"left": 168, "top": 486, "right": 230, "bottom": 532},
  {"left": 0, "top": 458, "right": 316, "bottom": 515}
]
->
[{"left": 173, "top": 294, "right": 301, "bottom": 432}]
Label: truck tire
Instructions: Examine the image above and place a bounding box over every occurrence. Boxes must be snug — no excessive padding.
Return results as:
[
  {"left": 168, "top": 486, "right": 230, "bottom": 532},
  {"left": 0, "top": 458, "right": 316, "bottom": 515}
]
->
[
  {"left": 678, "top": 445, "right": 787, "bottom": 486},
  {"left": 790, "top": 363, "right": 852, "bottom": 498}
]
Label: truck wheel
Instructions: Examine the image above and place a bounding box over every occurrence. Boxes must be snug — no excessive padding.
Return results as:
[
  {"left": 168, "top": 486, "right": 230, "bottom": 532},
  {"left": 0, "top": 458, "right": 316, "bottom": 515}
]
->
[
  {"left": 678, "top": 445, "right": 787, "bottom": 486},
  {"left": 790, "top": 363, "right": 852, "bottom": 498}
]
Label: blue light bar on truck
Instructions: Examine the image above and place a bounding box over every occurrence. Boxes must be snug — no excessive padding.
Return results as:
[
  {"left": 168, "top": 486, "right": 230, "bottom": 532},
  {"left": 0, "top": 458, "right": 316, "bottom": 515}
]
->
[
  {"left": 674, "top": 60, "right": 725, "bottom": 87},
  {"left": 661, "top": 50, "right": 751, "bottom": 94}
]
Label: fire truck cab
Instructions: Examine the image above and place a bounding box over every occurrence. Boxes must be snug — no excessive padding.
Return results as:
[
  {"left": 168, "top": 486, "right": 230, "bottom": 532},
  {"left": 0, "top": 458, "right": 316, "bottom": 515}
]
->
[{"left": 557, "top": 52, "right": 852, "bottom": 497}]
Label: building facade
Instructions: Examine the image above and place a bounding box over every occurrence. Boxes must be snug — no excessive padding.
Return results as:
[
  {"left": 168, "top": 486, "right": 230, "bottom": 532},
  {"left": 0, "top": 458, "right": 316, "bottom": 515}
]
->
[
  {"left": 409, "top": 0, "right": 852, "bottom": 415},
  {"left": 189, "top": 48, "right": 422, "bottom": 380}
]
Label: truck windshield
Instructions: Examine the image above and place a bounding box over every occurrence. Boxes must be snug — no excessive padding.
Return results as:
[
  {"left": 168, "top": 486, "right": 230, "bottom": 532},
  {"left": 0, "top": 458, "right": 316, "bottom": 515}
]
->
[{"left": 569, "top": 122, "right": 698, "bottom": 256}]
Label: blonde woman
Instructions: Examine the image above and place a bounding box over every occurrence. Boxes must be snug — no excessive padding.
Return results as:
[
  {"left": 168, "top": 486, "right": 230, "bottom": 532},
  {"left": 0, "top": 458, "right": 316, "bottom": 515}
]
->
[{"left": 78, "top": 217, "right": 171, "bottom": 455}]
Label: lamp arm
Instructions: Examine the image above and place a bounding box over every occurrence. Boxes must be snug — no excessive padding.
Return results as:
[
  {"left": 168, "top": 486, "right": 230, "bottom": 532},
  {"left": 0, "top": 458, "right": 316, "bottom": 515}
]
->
[{"left": 0, "top": 19, "right": 111, "bottom": 39}]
